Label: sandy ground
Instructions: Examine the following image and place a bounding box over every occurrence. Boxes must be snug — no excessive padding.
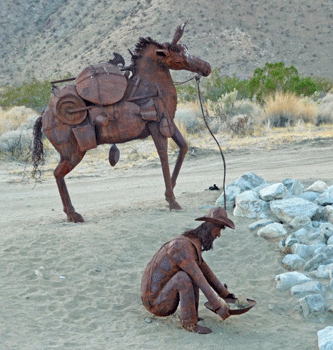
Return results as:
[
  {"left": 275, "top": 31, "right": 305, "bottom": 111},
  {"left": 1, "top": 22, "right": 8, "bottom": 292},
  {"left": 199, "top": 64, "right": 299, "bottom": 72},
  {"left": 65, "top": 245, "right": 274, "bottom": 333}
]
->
[{"left": 1, "top": 138, "right": 333, "bottom": 350}]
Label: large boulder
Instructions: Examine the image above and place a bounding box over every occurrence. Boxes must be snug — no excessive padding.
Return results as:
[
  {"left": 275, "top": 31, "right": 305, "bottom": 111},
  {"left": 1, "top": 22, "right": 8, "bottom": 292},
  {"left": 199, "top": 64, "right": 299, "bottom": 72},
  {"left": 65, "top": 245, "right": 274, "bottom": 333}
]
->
[
  {"left": 257, "top": 223, "right": 287, "bottom": 239},
  {"left": 233, "top": 190, "right": 270, "bottom": 218},
  {"left": 299, "top": 294, "right": 325, "bottom": 318},
  {"left": 282, "top": 179, "right": 304, "bottom": 196},
  {"left": 234, "top": 172, "right": 268, "bottom": 191},
  {"left": 318, "top": 326, "right": 333, "bottom": 350},
  {"left": 259, "top": 183, "right": 289, "bottom": 201},
  {"left": 315, "top": 185, "right": 333, "bottom": 206},
  {"left": 270, "top": 197, "right": 319, "bottom": 224},
  {"left": 306, "top": 180, "right": 328, "bottom": 193},
  {"left": 275, "top": 271, "right": 312, "bottom": 291}
]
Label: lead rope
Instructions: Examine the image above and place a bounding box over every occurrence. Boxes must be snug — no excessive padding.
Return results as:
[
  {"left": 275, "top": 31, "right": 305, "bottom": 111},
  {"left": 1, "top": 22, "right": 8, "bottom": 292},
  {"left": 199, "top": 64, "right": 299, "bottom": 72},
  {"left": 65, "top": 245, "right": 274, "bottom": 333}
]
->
[{"left": 195, "top": 75, "right": 227, "bottom": 211}]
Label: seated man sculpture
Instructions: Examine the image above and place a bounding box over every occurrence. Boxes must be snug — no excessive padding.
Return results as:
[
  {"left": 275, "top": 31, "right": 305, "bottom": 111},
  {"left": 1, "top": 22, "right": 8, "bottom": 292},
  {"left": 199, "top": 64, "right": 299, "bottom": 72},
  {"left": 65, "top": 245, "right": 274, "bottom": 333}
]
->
[{"left": 141, "top": 206, "right": 236, "bottom": 334}]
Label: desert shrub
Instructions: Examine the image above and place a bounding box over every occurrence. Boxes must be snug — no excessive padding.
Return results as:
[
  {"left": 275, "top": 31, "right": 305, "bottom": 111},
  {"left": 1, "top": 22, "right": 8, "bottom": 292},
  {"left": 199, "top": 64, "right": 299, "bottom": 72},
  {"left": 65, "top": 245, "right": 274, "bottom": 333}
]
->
[
  {"left": 206, "top": 90, "right": 262, "bottom": 135},
  {"left": 174, "top": 103, "right": 206, "bottom": 133},
  {"left": 0, "top": 106, "right": 36, "bottom": 135},
  {"left": 261, "top": 92, "right": 318, "bottom": 127},
  {"left": 248, "top": 62, "right": 319, "bottom": 103},
  {"left": 316, "top": 93, "right": 333, "bottom": 125},
  {"left": 0, "top": 73, "right": 73, "bottom": 112},
  {"left": 176, "top": 68, "right": 250, "bottom": 102},
  {"left": 0, "top": 114, "right": 37, "bottom": 159},
  {"left": 203, "top": 69, "right": 250, "bottom": 101}
]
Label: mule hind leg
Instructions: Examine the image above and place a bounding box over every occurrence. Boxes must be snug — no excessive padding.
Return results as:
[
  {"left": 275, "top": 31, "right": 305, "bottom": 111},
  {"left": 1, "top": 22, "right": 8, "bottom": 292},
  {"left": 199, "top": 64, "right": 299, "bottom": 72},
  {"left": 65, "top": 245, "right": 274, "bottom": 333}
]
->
[{"left": 54, "top": 152, "right": 85, "bottom": 222}]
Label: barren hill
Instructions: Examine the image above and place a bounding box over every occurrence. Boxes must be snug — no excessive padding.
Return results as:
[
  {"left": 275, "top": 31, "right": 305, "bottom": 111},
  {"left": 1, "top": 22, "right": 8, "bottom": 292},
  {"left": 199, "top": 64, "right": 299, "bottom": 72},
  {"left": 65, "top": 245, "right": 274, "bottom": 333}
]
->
[{"left": 1, "top": 0, "right": 332, "bottom": 86}]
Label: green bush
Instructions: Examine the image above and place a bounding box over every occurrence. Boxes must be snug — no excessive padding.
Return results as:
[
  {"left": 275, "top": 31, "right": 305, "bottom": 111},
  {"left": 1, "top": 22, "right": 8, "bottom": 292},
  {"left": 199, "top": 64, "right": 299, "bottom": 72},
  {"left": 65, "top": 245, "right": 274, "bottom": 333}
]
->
[
  {"left": 0, "top": 73, "right": 73, "bottom": 112},
  {"left": 248, "top": 62, "right": 323, "bottom": 103},
  {"left": 176, "top": 68, "right": 250, "bottom": 102}
]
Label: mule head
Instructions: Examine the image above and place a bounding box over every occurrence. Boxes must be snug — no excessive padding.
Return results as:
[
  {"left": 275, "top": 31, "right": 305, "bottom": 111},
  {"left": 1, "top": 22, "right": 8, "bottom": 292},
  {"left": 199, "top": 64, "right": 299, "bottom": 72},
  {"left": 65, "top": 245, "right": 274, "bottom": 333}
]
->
[{"left": 155, "top": 23, "right": 211, "bottom": 77}]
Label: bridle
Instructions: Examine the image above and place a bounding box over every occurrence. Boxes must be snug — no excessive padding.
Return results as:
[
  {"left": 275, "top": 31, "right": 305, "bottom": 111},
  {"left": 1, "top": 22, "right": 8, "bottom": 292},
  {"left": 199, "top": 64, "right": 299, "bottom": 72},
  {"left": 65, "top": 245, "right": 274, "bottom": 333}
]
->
[{"left": 175, "top": 74, "right": 227, "bottom": 210}]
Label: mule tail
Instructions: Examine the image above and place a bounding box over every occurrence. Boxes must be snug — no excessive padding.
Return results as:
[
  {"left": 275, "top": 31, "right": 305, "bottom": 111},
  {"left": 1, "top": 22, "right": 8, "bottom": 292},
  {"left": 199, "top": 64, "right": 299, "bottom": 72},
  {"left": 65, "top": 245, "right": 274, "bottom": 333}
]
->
[{"left": 31, "top": 115, "right": 45, "bottom": 180}]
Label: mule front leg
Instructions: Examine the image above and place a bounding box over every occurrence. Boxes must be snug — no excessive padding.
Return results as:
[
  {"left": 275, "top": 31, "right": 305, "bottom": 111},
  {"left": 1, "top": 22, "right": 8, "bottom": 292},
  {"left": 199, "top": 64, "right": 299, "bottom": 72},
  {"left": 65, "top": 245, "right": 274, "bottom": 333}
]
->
[
  {"left": 170, "top": 125, "right": 188, "bottom": 189},
  {"left": 54, "top": 155, "right": 85, "bottom": 222},
  {"left": 148, "top": 123, "right": 181, "bottom": 210}
]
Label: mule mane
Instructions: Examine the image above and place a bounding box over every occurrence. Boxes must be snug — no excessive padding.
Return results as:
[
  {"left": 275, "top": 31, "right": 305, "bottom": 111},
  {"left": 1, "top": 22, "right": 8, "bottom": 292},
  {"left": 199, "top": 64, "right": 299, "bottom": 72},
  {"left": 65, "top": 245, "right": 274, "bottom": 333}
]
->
[{"left": 130, "top": 36, "right": 182, "bottom": 69}]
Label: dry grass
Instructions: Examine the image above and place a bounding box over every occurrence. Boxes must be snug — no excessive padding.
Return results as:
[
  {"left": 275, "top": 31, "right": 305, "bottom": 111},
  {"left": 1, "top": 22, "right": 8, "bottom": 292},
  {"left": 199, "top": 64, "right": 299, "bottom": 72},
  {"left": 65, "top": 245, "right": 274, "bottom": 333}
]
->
[
  {"left": 261, "top": 92, "right": 318, "bottom": 127},
  {"left": 0, "top": 106, "right": 36, "bottom": 135}
]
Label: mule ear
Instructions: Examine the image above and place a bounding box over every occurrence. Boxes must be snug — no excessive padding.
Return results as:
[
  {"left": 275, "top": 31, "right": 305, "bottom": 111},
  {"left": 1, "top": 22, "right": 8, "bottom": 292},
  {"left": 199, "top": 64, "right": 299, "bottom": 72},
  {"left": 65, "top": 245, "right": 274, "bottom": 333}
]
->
[
  {"left": 171, "top": 22, "right": 187, "bottom": 45},
  {"left": 156, "top": 49, "right": 169, "bottom": 57}
]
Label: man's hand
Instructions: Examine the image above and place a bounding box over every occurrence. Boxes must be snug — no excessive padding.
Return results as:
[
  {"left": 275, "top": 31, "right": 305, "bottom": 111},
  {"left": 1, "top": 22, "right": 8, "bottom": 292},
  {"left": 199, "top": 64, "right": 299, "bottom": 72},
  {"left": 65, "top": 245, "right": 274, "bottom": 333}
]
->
[{"left": 216, "top": 306, "right": 230, "bottom": 320}]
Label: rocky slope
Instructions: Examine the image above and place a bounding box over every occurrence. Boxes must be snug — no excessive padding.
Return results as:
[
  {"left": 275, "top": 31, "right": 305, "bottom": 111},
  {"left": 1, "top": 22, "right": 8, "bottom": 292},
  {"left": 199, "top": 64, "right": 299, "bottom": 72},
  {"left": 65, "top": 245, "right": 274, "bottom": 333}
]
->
[{"left": 1, "top": 0, "right": 333, "bottom": 86}]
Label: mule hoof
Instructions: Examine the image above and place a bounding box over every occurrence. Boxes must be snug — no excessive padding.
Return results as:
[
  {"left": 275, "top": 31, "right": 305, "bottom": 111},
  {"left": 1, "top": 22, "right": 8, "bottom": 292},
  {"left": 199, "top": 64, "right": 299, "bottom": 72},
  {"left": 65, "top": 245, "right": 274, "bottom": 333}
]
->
[
  {"left": 169, "top": 201, "right": 182, "bottom": 211},
  {"left": 67, "top": 212, "right": 85, "bottom": 223}
]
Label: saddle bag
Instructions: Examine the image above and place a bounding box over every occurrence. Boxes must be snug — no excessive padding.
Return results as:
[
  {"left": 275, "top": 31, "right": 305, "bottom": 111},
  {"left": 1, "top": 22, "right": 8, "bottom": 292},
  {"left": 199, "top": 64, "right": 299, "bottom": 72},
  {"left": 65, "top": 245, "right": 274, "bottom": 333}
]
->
[
  {"left": 75, "top": 63, "right": 127, "bottom": 105},
  {"left": 51, "top": 84, "right": 87, "bottom": 125}
]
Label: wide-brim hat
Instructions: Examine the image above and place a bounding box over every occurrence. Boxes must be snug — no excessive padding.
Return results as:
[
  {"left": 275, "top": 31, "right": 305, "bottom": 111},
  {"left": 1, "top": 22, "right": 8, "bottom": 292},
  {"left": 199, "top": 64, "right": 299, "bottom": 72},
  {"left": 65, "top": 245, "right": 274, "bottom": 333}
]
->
[{"left": 195, "top": 207, "right": 235, "bottom": 229}]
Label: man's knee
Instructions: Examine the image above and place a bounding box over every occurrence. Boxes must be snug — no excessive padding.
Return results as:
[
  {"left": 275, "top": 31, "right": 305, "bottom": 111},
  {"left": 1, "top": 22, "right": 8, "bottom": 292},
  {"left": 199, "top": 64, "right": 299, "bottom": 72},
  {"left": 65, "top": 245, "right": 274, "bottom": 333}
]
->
[{"left": 173, "top": 271, "right": 193, "bottom": 290}]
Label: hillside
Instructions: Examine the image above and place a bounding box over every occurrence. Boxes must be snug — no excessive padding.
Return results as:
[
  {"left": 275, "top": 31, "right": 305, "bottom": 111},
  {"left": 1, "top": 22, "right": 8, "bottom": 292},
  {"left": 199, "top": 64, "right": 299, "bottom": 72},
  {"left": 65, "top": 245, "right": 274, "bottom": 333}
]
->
[{"left": 1, "top": 0, "right": 333, "bottom": 86}]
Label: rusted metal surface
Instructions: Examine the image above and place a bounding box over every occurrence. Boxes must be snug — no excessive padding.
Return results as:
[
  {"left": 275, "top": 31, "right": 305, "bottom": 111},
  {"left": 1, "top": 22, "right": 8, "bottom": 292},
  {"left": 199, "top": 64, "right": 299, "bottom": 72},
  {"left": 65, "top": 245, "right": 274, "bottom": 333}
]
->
[
  {"left": 72, "top": 124, "right": 97, "bottom": 151},
  {"left": 141, "top": 207, "right": 236, "bottom": 334},
  {"left": 32, "top": 23, "right": 212, "bottom": 222},
  {"left": 75, "top": 63, "right": 127, "bottom": 105},
  {"left": 52, "top": 85, "right": 87, "bottom": 125}
]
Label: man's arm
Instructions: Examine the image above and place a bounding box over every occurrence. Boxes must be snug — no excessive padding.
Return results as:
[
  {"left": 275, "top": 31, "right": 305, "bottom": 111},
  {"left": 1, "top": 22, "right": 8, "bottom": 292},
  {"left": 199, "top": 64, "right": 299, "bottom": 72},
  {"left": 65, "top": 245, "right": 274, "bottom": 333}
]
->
[
  {"left": 200, "top": 261, "right": 233, "bottom": 299},
  {"left": 171, "top": 243, "right": 229, "bottom": 315}
]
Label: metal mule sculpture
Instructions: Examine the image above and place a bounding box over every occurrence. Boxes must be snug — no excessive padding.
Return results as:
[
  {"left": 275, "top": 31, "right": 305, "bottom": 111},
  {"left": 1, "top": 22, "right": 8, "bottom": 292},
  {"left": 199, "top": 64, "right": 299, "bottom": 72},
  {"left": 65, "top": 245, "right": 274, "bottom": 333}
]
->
[{"left": 32, "top": 23, "right": 211, "bottom": 222}]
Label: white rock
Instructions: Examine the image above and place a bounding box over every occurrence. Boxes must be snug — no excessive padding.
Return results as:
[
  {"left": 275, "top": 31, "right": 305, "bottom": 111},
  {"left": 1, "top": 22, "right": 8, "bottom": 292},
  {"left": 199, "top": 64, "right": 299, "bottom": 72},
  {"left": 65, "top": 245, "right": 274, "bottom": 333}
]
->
[
  {"left": 291, "top": 281, "right": 326, "bottom": 297},
  {"left": 299, "top": 294, "right": 325, "bottom": 318},
  {"left": 257, "top": 223, "right": 287, "bottom": 239},
  {"left": 275, "top": 271, "right": 312, "bottom": 291},
  {"left": 248, "top": 218, "right": 275, "bottom": 231},
  {"left": 322, "top": 206, "right": 333, "bottom": 224},
  {"left": 259, "top": 183, "right": 289, "bottom": 201},
  {"left": 282, "top": 254, "right": 306, "bottom": 270},
  {"left": 283, "top": 179, "right": 304, "bottom": 196},
  {"left": 290, "top": 243, "right": 310, "bottom": 260},
  {"left": 310, "top": 263, "right": 333, "bottom": 279},
  {"left": 233, "top": 190, "right": 270, "bottom": 218},
  {"left": 304, "top": 253, "right": 328, "bottom": 272},
  {"left": 216, "top": 183, "right": 242, "bottom": 209},
  {"left": 290, "top": 215, "right": 312, "bottom": 229},
  {"left": 318, "top": 326, "right": 333, "bottom": 350},
  {"left": 316, "top": 185, "right": 333, "bottom": 206},
  {"left": 234, "top": 172, "right": 268, "bottom": 191},
  {"left": 270, "top": 197, "right": 319, "bottom": 224},
  {"left": 306, "top": 180, "right": 328, "bottom": 193}
]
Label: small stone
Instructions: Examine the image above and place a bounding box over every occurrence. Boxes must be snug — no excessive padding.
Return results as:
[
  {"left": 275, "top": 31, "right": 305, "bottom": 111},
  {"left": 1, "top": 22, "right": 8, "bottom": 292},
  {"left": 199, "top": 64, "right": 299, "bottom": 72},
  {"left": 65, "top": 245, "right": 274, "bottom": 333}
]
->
[
  {"left": 144, "top": 317, "right": 152, "bottom": 323},
  {"left": 310, "top": 263, "right": 333, "bottom": 279},
  {"left": 248, "top": 218, "right": 275, "bottom": 231},
  {"left": 259, "top": 183, "right": 289, "bottom": 201},
  {"left": 306, "top": 180, "right": 328, "bottom": 193},
  {"left": 282, "top": 254, "right": 305, "bottom": 270},
  {"left": 289, "top": 215, "right": 312, "bottom": 229},
  {"left": 299, "top": 294, "right": 325, "bottom": 318},
  {"left": 291, "top": 281, "right": 326, "bottom": 297},
  {"left": 283, "top": 179, "right": 304, "bottom": 196},
  {"left": 304, "top": 253, "right": 328, "bottom": 272},
  {"left": 275, "top": 271, "right": 312, "bottom": 291},
  {"left": 290, "top": 243, "right": 310, "bottom": 260},
  {"left": 270, "top": 197, "right": 319, "bottom": 224},
  {"left": 316, "top": 185, "right": 333, "bottom": 206},
  {"left": 318, "top": 326, "right": 333, "bottom": 350},
  {"left": 257, "top": 223, "right": 287, "bottom": 239}
]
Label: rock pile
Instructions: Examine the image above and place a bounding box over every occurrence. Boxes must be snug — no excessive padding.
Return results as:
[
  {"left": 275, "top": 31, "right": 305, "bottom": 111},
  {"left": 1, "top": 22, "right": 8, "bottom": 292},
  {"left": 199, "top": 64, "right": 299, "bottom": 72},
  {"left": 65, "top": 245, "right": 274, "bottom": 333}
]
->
[{"left": 216, "top": 173, "right": 333, "bottom": 349}]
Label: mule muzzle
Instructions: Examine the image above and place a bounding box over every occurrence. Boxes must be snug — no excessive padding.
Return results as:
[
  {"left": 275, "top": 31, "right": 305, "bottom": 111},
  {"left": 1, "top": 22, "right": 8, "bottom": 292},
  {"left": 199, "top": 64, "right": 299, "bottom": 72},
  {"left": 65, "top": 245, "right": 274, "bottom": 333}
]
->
[{"left": 187, "top": 56, "right": 211, "bottom": 77}]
